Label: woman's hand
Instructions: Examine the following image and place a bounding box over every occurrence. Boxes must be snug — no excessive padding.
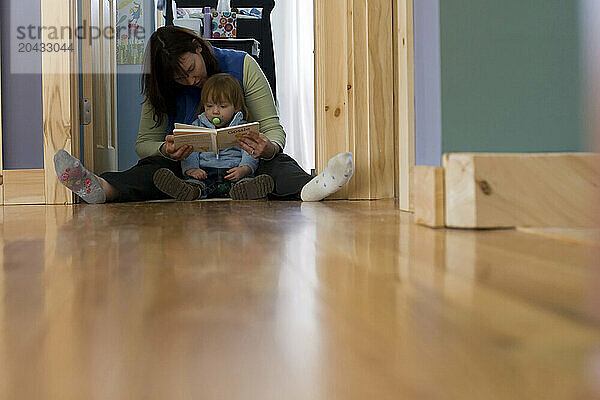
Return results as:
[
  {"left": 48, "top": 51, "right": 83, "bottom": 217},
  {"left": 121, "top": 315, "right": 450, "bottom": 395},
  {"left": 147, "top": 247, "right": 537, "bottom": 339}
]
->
[
  {"left": 161, "top": 135, "right": 194, "bottom": 160},
  {"left": 225, "top": 166, "right": 252, "bottom": 182},
  {"left": 237, "top": 132, "right": 278, "bottom": 159}
]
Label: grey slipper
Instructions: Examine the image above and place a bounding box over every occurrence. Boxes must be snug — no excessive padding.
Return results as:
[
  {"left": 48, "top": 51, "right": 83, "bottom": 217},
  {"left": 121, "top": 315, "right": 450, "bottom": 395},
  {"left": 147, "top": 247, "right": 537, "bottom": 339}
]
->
[
  {"left": 153, "top": 168, "right": 202, "bottom": 201},
  {"left": 229, "top": 174, "right": 274, "bottom": 200}
]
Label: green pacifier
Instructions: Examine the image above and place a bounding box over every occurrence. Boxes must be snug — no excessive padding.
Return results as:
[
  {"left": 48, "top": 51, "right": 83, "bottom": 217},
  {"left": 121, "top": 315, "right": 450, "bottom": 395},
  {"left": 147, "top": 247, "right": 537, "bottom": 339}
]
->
[{"left": 212, "top": 117, "right": 221, "bottom": 125}]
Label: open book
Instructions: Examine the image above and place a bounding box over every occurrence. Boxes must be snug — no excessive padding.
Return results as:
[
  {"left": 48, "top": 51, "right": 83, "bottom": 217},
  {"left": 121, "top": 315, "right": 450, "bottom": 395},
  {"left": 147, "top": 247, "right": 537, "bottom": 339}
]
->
[{"left": 172, "top": 121, "right": 260, "bottom": 153}]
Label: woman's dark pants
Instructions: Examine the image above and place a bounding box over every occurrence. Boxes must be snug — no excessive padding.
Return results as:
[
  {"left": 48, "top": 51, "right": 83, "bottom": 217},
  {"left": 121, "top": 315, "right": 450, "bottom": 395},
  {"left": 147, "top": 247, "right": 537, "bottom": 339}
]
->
[{"left": 100, "top": 153, "right": 313, "bottom": 202}]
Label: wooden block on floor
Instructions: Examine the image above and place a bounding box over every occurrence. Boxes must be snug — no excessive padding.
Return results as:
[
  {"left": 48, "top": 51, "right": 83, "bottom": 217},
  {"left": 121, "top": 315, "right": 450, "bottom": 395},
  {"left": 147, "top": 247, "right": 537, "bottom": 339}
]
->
[
  {"left": 414, "top": 166, "right": 445, "bottom": 228},
  {"left": 443, "top": 153, "right": 600, "bottom": 228}
]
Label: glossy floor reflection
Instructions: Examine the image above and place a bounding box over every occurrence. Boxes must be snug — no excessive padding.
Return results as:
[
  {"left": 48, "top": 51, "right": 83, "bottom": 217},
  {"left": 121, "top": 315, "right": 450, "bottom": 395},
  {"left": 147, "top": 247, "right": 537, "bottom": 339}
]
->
[{"left": 0, "top": 200, "right": 597, "bottom": 399}]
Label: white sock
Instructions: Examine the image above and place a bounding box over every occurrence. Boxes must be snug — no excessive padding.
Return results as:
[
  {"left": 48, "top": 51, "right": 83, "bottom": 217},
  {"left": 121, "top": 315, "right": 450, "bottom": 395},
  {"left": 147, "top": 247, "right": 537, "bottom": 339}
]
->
[{"left": 301, "top": 152, "right": 354, "bottom": 201}]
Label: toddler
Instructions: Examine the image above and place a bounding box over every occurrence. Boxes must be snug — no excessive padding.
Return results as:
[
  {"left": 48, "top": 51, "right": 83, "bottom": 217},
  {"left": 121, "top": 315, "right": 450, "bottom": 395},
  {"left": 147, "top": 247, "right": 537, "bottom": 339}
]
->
[{"left": 153, "top": 73, "right": 274, "bottom": 200}]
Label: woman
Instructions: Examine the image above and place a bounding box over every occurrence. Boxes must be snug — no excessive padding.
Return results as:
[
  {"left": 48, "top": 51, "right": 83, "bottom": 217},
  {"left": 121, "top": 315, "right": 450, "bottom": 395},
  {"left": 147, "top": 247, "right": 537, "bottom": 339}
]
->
[{"left": 54, "top": 26, "right": 353, "bottom": 203}]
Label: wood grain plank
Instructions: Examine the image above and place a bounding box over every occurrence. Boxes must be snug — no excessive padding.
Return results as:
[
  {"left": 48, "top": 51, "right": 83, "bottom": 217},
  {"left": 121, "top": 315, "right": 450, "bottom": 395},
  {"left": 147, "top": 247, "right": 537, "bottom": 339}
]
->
[
  {"left": 444, "top": 153, "right": 600, "bottom": 228},
  {"left": 367, "top": 0, "right": 395, "bottom": 199},
  {"left": 0, "top": 201, "right": 597, "bottom": 398},
  {"left": 41, "top": 0, "right": 74, "bottom": 204},
  {"left": 517, "top": 227, "right": 600, "bottom": 246},
  {"left": 315, "top": 0, "right": 351, "bottom": 199},
  {"left": 3, "top": 170, "right": 46, "bottom": 205},
  {"left": 315, "top": 0, "right": 404, "bottom": 200},
  {"left": 69, "top": 0, "right": 80, "bottom": 205},
  {"left": 394, "top": 0, "right": 415, "bottom": 210},
  {"left": 444, "top": 153, "right": 477, "bottom": 227},
  {"left": 414, "top": 166, "right": 445, "bottom": 227},
  {"left": 349, "top": 0, "right": 370, "bottom": 199}
]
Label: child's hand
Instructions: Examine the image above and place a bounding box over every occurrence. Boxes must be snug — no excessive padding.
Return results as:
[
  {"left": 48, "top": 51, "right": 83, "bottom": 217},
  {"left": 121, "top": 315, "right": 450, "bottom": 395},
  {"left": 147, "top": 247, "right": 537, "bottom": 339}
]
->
[
  {"left": 185, "top": 168, "right": 208, "bottom": 180},
  {"left": 225, "top": 166, "right": 252, "bottom": 182}
]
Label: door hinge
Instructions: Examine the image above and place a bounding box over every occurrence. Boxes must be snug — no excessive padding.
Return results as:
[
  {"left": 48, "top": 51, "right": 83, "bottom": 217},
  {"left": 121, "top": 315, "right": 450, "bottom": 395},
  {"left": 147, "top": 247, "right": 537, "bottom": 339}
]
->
[{"left": 80, "top": 98, "right": 92, "bottom": 125}]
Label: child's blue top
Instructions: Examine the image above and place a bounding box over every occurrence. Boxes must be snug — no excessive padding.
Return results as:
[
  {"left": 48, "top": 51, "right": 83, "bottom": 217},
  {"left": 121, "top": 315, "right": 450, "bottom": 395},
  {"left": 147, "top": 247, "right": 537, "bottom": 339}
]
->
[{"left": 180, "top": 111, "right": 259, "bottom": 174}]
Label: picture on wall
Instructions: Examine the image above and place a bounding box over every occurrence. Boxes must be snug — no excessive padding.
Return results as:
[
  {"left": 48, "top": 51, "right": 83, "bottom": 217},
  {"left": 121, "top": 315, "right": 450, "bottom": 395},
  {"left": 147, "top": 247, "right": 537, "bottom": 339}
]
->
[{"left": 116, "top": 0, "right": 145, "bottom": 65}]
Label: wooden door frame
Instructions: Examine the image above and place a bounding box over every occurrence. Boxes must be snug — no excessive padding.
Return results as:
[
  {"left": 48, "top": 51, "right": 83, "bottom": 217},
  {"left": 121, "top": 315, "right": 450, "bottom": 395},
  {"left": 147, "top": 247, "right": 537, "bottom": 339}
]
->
[
  {"left": 3, "top": 0, "right": 115, "bottom": 205},
  {"left": 314, "top": 0, "right": 415, "bottom": 208},
  {"left": 1, "top": 29, "right": 46, "bottom": 204},
  {"left": 394, "top": 0, "right": 415, "bottom": 211},
  {"left": 0, "top": 1, "right": 77, "bottom": 205},
  {"left": 39, "top": 0, "right": 80, "bottom": 204}
]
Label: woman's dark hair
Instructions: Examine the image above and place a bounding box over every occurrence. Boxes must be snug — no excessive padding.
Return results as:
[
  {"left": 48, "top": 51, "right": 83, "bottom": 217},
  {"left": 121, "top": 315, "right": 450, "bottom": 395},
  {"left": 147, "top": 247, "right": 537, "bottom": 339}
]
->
[{"left": 141, "top": 26, "right": 220, "bottom": 127}]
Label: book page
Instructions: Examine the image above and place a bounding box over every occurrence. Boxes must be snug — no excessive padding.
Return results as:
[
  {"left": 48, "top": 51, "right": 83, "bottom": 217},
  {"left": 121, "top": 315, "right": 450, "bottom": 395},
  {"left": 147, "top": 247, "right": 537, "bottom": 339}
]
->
[
  {"left": 174, "top": 122, "right": 203, "bottom": 130},
  {"left": 173, "top": 130, "right": 216, "bottom": 152},
  {"left": 215, "top": 122, "right": 260, "bottom": 151}
]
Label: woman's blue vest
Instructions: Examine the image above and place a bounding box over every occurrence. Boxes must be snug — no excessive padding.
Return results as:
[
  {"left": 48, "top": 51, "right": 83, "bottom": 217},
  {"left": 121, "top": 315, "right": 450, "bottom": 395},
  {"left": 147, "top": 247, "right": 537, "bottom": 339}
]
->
[{"left": 167, "top": 47, "right": 246, "bottom": 133}]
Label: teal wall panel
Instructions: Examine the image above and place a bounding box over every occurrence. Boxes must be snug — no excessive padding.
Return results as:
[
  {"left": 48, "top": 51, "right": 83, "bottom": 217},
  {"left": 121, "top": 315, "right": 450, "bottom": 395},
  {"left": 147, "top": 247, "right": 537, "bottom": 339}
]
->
[{"left": 439, "top": 0, "right": 585, "bottom": 153}]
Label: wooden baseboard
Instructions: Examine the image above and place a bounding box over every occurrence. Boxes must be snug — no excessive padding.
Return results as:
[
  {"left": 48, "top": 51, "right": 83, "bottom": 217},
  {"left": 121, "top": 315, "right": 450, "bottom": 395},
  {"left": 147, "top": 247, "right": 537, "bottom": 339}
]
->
[
  {"left": 517, "top": 227, "right": 600, "bottom": 246},
  {"left": 414, "top": 166, "right": 445, "bottom": 227},
  {"left": 3, "top": 170, "right": 46, "bottom": 205},
  {"left": 443, "top": 153, "right": 600, "bottom": 228}
]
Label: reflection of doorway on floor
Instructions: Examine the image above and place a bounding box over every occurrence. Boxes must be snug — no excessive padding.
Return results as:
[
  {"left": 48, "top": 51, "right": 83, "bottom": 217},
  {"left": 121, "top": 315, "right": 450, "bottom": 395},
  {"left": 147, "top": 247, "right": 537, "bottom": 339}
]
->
[{"left": 272, "top": 1, "right": 315, "bottom": 174}]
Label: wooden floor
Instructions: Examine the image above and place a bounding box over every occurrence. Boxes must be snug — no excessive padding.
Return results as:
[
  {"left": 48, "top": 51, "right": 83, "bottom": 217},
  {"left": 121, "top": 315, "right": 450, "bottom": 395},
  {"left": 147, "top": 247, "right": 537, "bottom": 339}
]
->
[{"left": 0, "top": 200, "right": 598, "bottom": 399}]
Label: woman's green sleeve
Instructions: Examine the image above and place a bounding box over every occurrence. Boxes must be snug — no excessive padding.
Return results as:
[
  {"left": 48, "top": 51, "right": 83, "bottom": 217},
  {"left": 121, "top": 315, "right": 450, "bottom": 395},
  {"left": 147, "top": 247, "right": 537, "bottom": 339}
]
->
[
  {"left": 136, "top": 100, "right": 169, "bottom": 159},
  {"left": 242, "top": 55, "right": 286, "bottom": 150}
]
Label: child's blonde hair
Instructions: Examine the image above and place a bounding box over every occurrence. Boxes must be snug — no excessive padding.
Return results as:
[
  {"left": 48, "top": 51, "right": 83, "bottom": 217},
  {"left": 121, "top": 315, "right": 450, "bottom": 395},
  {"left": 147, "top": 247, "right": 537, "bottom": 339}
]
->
[{"left": 200, "top": 73, "right": 249, "bottom": 118}]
